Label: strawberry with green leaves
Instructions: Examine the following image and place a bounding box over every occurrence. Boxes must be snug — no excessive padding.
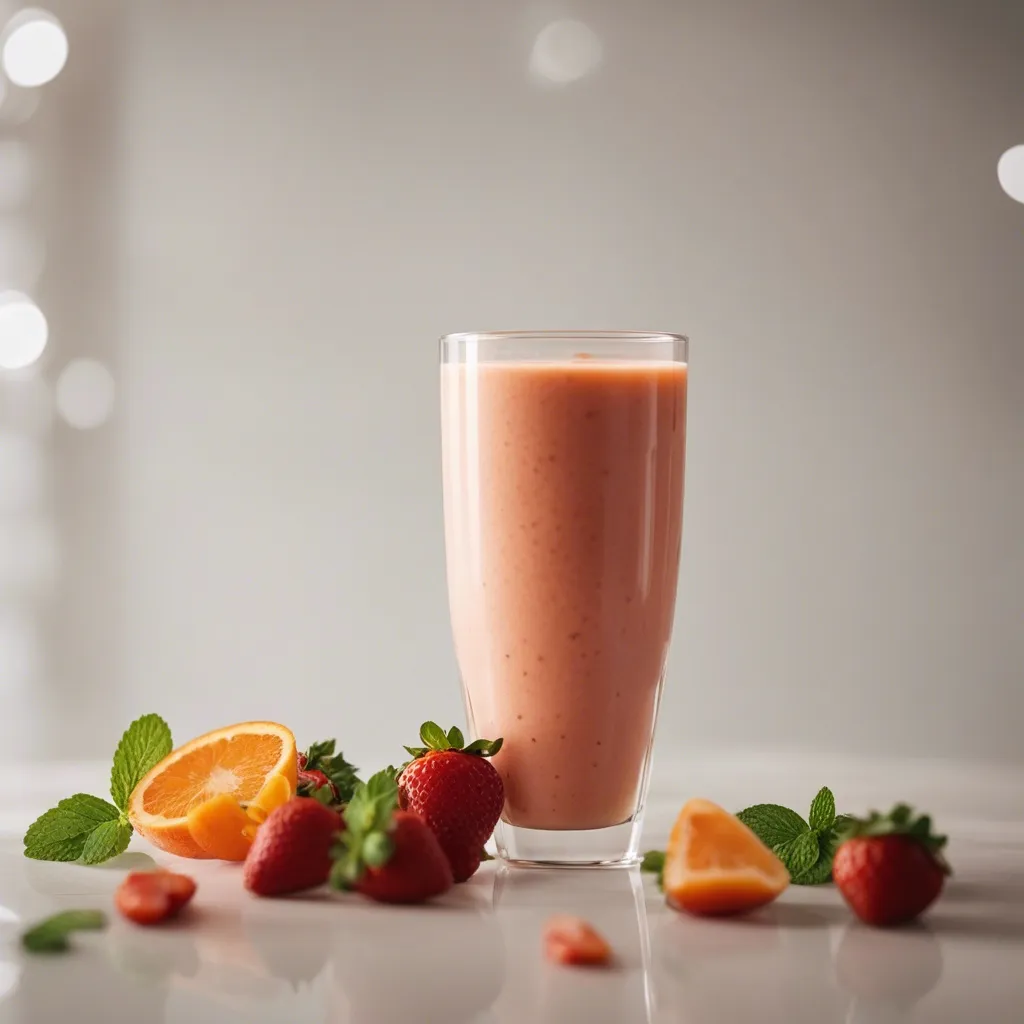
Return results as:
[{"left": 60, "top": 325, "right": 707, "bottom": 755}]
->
[
  {"left": 331, "top": 770, "right": 453, "bottom": 904},
  {"left": 297, "top": 739, "right": 360, "bottom": 806},
  {"left": 397, "top": 722, "right": 504, "bottom": 882},
  {"left": 833, "top": 805, "right": 950, "bottom": 927}
]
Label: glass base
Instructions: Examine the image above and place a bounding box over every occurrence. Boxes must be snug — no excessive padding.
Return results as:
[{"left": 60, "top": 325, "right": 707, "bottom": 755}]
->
[{"left": 493, "top": 817, "right": 643, "bottom": 868}]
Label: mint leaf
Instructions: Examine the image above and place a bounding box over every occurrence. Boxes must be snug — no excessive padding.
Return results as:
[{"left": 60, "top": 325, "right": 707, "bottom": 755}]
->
[
  {"left": 808, "top": 787, "right": 836, "bottom": 832},
  {"left": 640, "top": 850, "right": 665, "bottom": 891},
  {"left": 794, "top": 829, "right": 842, "bottom": 885},
  {"left": 80, "top": 819, "right": 133, "bottom": 865},
  {"left": 737, "top": 804, "right": 809, "bottom": 848},
  {"left": 776, "top": 830, "right": 820, "bottom": 878},
  {"left": 22, "top": 910, "right": 107, "bottom": 953},
  {"left": 110, "top": 714, "right": 172, "bottom": 811},
  {"left": 24, "top": 795, "right": 121, "bottom": 862}
]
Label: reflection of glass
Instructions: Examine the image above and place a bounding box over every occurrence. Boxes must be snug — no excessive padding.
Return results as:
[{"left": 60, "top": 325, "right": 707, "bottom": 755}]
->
[
  {"left": 652, "top": 905, "right": 849, "bottom": 1023},
  {"left": 834, "top": 923, "right": 944, "bottom": 1024},
  {"left": 326, "top": 902, "right": 505, "bottom": 1023},
  {"left": 492, "top": 865, "right": 653, "bottom": 1023},
  {"left": 441, "top": 332, "right": 688, "bottom": 867}
]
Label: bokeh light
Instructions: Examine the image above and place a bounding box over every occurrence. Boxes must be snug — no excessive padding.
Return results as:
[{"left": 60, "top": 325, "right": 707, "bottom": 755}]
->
[
  {"left": 1, "top": 9, "right": 68, "bottom": 88},
  {"left": 0, "top": 291, "right": 47, "bottom": 369},
  {"left": 56, "top": 358, "right": 115, "bottom": 429},
  {"left": 997, "top": 145, "right": 1024, "bottom": 205},
  {"left": 0, "top": 139, "right": 34, "bottom": 210},
  {"left": 530, "top": 20, "right": 603, "bottom": 85}
]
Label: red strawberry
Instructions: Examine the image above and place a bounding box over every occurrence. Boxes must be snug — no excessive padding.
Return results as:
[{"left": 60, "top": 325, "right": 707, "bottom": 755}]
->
[
  {"left": 543, "top": 916, "right": 613, "bottom": 967},
  {"left": 832, "top": 805, "right": 949, "bottom": 927},
  {"left": 115, "top": 870, "right": 197, "bottom": 925},
  {"left": 397, "top": 722, "right": 504, "bottom": 882},
  {"left": 331, "top": 771, "right": 453, "bottom": 905},
  {"left": 243, "top": 797, "right": 342, "bottom": 896}
]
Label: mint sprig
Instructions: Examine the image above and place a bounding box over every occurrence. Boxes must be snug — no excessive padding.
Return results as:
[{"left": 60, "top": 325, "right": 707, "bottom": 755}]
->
[
  {"left": 22, "top": 909, "right": 107, "bottom": 953},
  {"left": 640, "top": 850, "right": 666, "bottom": 890},
  {"left": 737, "top": 786, "right": 843, "bottom": 885},
  {"left": 24, "top": 714, "right": 172, "bottom": 865}
]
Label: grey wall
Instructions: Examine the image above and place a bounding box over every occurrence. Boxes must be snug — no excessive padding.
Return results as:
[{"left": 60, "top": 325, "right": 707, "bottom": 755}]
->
[{"left": 12, "top": 0, "right": 1024, "bottom": 774}]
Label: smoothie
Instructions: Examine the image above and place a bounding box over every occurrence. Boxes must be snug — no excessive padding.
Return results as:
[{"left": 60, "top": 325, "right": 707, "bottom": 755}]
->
[{"left": 441, "top": 359, "right": 687, "bottom": 830}]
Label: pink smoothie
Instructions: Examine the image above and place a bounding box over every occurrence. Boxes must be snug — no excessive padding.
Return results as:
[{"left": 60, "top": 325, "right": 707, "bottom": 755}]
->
[{"left": 441, "top": 359, "right": 687, "bottom": 830}]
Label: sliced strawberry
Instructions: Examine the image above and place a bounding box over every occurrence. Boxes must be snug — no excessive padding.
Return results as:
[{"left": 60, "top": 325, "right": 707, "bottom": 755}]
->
[
  {"left": 115, "top": 870, "right": 196, "bottom": 925},
  {"left": 543, "top": 916, "right": 612, "bottom": 967}
]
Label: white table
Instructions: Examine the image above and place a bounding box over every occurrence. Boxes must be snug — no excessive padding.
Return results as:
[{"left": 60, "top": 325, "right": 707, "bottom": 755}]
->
[{"left": 1, "top": 763, "right": 1022, "bottom": 1023}]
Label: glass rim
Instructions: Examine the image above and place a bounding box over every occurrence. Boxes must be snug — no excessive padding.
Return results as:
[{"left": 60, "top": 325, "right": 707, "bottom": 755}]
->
[{"left": 441, "top": 329, "right": 688, "bottom": 345}]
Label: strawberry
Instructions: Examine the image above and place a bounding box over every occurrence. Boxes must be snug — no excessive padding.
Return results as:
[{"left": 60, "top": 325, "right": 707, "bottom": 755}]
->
[
  {"left": 331, "top": 770, "right": 453, "bottom": 904},
  {"left": 243, "top": 797, "right": 342, "bottom": 896},
  {"left": 832, "top": 805, "right": 950, "bottom": 927},
  {"left": 397, "top": 722, "right": 504, "bottom": 882},
  {"left": 296, "top": 739, "right": 360, "bottom": 805},
  {"left": 115, "top": 870, "right": 197, "bottom": 925},
  {"left": 543, "top": 916, "right": 613, "bottom": 967}
]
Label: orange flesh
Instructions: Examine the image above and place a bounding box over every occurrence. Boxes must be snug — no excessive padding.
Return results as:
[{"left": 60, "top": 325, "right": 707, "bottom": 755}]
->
[
  {"left": 143, "top": 734, "right": 285, "bottom": 817},
  {"left": 662, "top": 798, "right": 790, "bottom": 916}
]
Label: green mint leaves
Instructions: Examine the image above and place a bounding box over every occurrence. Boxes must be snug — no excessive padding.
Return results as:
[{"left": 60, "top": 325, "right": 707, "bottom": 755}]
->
[
  {"left": 640, "top": 849, "right": 666, "bottom": 890},
  {"left": 22, "top": 909, "right": 107, "bottom": 953},
  {"left": 110, "top": 713, "right": 172, "bottom": 809},
  {"left": 737, "top": 786, "right": 843, "bottom": 885},
  {"left": 403, "top": 721, "right": 503, "bottom": 760},
  {"left": 24, "top": 714, "right": 172, "bottom": 865}
]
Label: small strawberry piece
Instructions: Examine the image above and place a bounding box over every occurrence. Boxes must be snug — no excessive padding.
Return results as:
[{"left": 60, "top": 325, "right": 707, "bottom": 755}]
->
[
  {"left": 243, "top": 797, "right": 342, "bottom": 897},
  {"left": 832, "top": 805, "right": 949, "bottom": 928},
  {"left": 543, "top": 916, "right": 612, "bottom": 967},
  {"left": 398, "top": 722, "right": 504, "bottom": 882},
  {"left": 115, "top": 870, "right": 196, "bottom": 925},
  {"left": 331, "top": 771, "right": 453, "bottom": 905}
]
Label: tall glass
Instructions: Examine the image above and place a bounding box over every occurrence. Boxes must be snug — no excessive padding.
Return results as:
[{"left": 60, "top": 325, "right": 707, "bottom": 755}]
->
[{"left": 440, "top": 331, "right": 688, "bottom": 867}]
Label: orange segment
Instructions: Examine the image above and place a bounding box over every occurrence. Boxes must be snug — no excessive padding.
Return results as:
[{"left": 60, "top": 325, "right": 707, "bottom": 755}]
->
[
  {"left": 662, "top": 798, "right": 790, "bottom": 916},
  {"left": 128, "top": 722, "right": 297, "bottom": 859},
  {"left": 187, "top": 795, "right": 257, "bottom": 861}
]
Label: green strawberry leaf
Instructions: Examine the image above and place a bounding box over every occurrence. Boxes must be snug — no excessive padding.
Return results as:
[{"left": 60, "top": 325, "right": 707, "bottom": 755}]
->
[
  {"left": 419, "top": 722, "right": 451, "bottom": 751},
  {"left": 446, "top": 726, "right": 465, "bottom": 749}
]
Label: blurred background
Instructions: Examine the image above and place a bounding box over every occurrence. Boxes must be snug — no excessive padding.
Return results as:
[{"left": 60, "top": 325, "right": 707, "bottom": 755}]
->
[{"left": 0, "top": 1, "right": 1021, "bottom": 794}]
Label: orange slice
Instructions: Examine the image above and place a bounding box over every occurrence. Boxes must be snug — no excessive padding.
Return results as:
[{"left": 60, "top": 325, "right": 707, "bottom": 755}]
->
[
  {"left": 662, "top": 798, "right": 790, "bottom": 916},
  {"left": 128, "top": 722, "right": 297, "bottom": 858}
]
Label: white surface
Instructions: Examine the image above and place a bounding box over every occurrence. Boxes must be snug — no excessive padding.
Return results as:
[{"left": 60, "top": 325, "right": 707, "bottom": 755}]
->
[
  {"left": 0, "top": 763, "right": 1022, "bottom": 1023},
  {"left": 9, "top": 0, "right": 1018, "bottom": 769}
]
